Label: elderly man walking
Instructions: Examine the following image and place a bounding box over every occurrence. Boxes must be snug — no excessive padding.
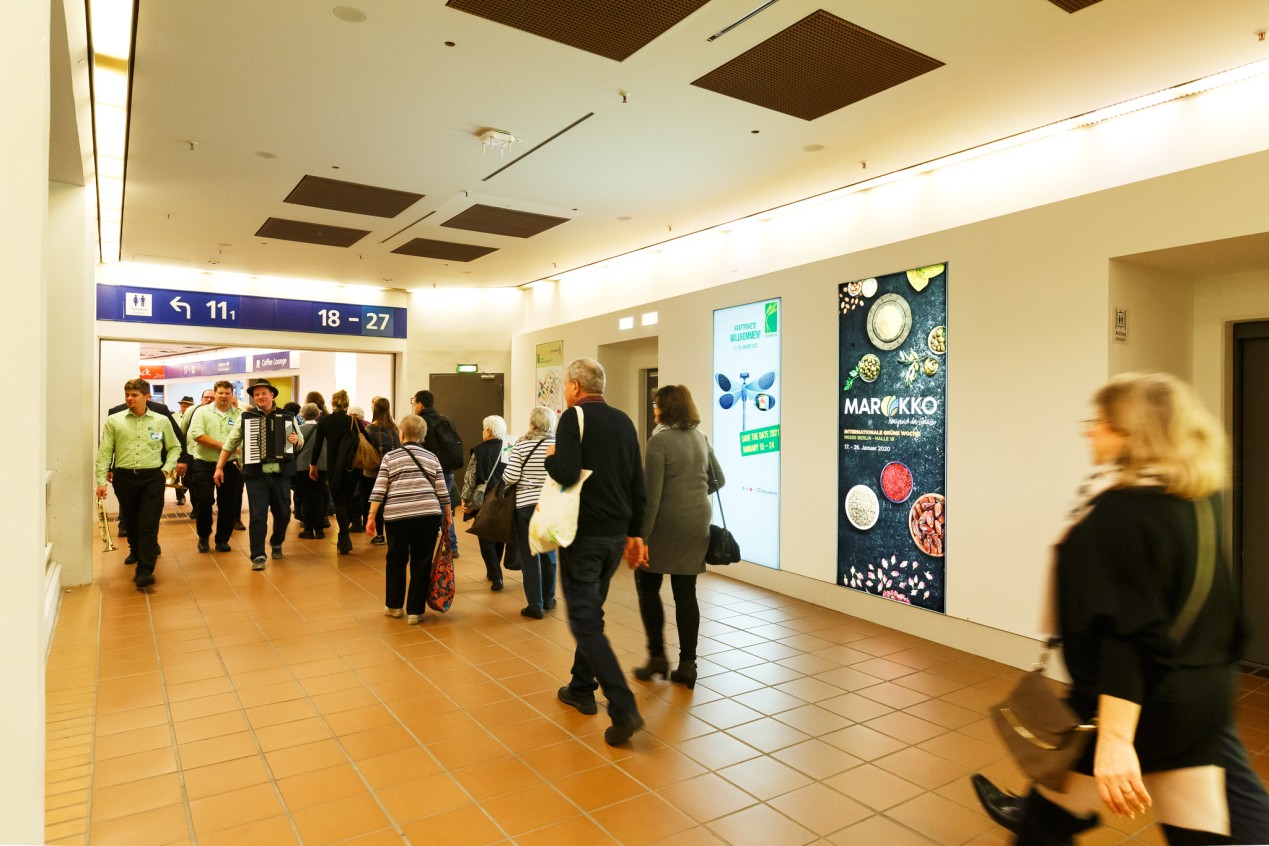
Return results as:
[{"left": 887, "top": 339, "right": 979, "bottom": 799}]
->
[{"left": 545, "top": 357, "right": 648, "bottom": 746}]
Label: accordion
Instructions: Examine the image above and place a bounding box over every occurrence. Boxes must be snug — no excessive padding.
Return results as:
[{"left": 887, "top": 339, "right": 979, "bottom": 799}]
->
[{"left": 241, "top": 410, "right": 293, "bottom": 465}]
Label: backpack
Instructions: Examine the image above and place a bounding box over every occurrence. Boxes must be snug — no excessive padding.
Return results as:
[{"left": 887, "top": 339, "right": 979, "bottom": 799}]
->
[{"left": 430, "top": 415, "right": 465, "bottom": 471}]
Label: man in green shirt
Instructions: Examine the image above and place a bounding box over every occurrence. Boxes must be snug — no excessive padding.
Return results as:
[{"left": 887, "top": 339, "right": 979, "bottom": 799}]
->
[
  {"left": 95, "top": 378, "right": 181, "bottom": 589},
  {"left": 187, "top": 380, "right": 243, "bottom": 553}
]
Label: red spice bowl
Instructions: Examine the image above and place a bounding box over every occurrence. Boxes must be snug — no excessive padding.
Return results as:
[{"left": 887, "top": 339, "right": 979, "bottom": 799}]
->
[{"left": 879, "top": 461, "right": 913, "bottom": 503}]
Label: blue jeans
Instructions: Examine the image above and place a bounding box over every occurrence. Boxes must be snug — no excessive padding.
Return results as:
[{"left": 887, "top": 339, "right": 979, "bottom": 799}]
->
[
  {"left": 245, "top": 471, "right": 292, "bottom": 559},
  {"left": 1223, "top": 723, "right": 1269, "bottom": 845},
  {"left": 515, "top": 505, "right": 556, "bottom": 611},
  {"left": 444, "top": 471, "right": 458, "bottom": 550},
  {"left": 559, "top": 535, "right": 637, "bottom": 717}
]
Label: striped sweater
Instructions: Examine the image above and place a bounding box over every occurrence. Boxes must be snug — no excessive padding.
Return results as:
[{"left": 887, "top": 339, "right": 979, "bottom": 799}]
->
[
  {"left": 368, "top": 444, "right": 450, "bottom": 521},
  {"left": 502, "top": 436, "right": 553, "bottom": 509}
]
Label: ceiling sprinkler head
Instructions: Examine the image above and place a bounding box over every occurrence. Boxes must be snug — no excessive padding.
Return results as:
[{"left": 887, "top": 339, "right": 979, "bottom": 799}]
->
[{"left": 478, "top": 129, "right": 519, "bottom": 157}]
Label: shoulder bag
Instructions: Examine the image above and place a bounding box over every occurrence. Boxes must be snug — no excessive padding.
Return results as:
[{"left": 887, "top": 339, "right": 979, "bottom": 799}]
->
[
  {"left": 990, "top": 498, "right": 1217, "bottom": 791},
  {"left": 469, "top": 439, "right": 541, "bottom": 543},
  {"left": 529, "top": 406, "right": 591, "bottom": 554},
  {"left": 350, "top": 418, "right": 381, "bottom": 472},
  {"left": 428, "top": 534, "right": 455, "bottom": 613},
  {"left": 705, "top": 453, "right": 741, "bottom": 565},
  {"left": 467, "top": 443, "right": 503, "bottom": 511}
]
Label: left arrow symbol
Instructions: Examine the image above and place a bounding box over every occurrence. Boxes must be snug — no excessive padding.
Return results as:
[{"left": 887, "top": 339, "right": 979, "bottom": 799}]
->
[{"left": 171, "top": 297, "right": 191, "bottom": 318}]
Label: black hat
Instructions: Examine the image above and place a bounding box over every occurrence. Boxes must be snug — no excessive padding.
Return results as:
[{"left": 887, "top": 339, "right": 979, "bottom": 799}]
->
[
  {"left": 178, "top": 395, "right": 195, "bottom": 405},
  {"left": 249, "top": 380, "right": 279, "bottom": 398}
]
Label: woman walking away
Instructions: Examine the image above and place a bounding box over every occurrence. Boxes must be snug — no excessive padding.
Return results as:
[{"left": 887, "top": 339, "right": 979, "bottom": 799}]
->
[
  {"left": 996, "top": 373, "right": 1248, "bottom": 845},
  {"left": 294, "top": 403, "right": 326, "bottom": 539},
  {"left": 366, "top": 414, "right": 452, "bottom": 624},
  {"left": 364, "top": 397, "right": 401, "bottom": 545},
  {"left": 460, "top": 416, "right": 510, "bottom": 590},
  {"left": 631, "top": 385, "right": 723, "bottom": 690},
  {"left": 308, "top": 389, "right": 359, "bottom": 554},
  {"left": 502, "top": 407, "right": 557, "bottom": 619}
]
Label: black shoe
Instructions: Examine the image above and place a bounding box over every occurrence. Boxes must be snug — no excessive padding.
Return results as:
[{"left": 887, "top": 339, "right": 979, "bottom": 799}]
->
[
  {"left": 544, "top": 598, "right": 557, "bottom": 610},
  {"left": 315, "top": 530, "right": 325, "bottom": 539},
  {"left": 156, "top": 545, "right": 162, "bottom": 556},
  {"left": 271, "top": 546, "right": 283, "bottom": 559},
  {"left": 633, "top": 656, "right": 669, "bottom": 682},
  {"left": 215, "top": 542, "right": 231, "bottom": 552},
  {"left": 298, "top": 530, "right": 316, "bottom": 539},
  {"left": 452, "top": 551, "right": 460, "bottom": 558},
  {"left": 605, "top": 711, "right": 645, "bottom": 746},
  {"left": 491, "top": 579, "right": 503, "bottom": 592},
  {"left": 117, "top": 526, "right": 127, "bottom": 538},
  {"left": 520, "top": 606, "right": 543, "bottom": 619},
  {"left": 371, "top": 536, "right": 386, "bottom": 545},
  {"left": 197, "top": 538, "right": 210, "bottom": 553},
  {"left": 124, "top": 552, "right": 138, "bottom": 566},
  {"left": 235, "top": 520, "right": 246, "bottom": 531},
  {"left": 970, "top": 774, "right": 1024, "bottom": 833},
  {"left": 134, "top": 572, "right": 156, "bottom": 589},
  {"left": 556, "top": 686, "right": 597, "bottom": 716},
  {"left": 189, "top": 511, "right": 197, "bottom": 520},
  {"left": 337, "top": 535, "right": 353, "bottom": 555},
  {"left": 669, "top": 660, "right": 698, "bottom": 690}
]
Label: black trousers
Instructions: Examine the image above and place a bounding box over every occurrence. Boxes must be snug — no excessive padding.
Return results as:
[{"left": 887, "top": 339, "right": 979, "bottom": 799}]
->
[
  {"left": 191, "top": 459, "right": 242, "bottom": 544},
  {"left": 634, "top": 569, "right": 700, "bottom": 663},
  {"left": 112, "top": 468, "right": 165, "bottom": 577},
  {"left": 559, "top": 535, "right": 637, "bottom": 718},
  {"left": 297, "top": 472, "right": 328, "bottom": 533},
  {"left": 385, "top": 515, "right": 441, "bottom": 615}
]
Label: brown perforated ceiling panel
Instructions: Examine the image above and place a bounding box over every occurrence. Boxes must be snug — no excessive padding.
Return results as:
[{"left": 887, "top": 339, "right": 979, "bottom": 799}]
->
[
  {"left": 284, "top": 175, "right": 423, "bottom": 218},
  {"left": 1046, "top": 0, "right": 1105, "bottom": 12},
  {"left": 254, "top": 217, "right": 369, "bottom": 248},
  {"left": 441, "top": 204, "right": 570, "bottom": 239},
  {"left": 691, "top": 10, "right": 944, "bottom": 121},
  {"left": 391, "top": 238, "right": 499, "bottom": 262},
  {"left": 445, "top": 0, "right": 710, "bottom": 62}
]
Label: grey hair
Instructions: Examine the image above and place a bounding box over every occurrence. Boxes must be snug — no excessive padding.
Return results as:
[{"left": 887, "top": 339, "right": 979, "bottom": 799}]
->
[
  {"left": 348, "top": 405, "right": 365, "bottom": 419},
  {"left": 483, "top": 415, "right": 508, "bottom": 439},
  {"left": 301, "top": 403, "right": 320, "bottom": 421},
  {"left": 399, "top": 414, "right": 426, "bottom": 444},
  {"left": 527, "top": 406, "right": 556, "bottom": 437},
  {"left": 567, "top": 357, "right": 605, "bottom": 394}
]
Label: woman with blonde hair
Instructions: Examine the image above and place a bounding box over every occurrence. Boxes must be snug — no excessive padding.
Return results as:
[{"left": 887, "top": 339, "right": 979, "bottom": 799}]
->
[{"left": 980, "top": 373, "right": 1256, "bottom": 845}]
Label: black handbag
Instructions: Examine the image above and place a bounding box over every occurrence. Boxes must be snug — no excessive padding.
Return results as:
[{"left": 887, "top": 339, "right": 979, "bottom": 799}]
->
[
  {"left": 990, "top": 498, "right": 1217, "bottom": 791},
  {"left": 704, "top": 455, "right": 740, "bottom": 565},
  {"left": 467, "top": 480, "right": 517, "bottom": 543}
]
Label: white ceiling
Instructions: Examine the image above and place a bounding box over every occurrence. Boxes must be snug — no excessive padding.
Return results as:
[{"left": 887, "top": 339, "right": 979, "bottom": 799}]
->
[{"left": 117, "top": 0, "right": 1268, "bottom": 290}]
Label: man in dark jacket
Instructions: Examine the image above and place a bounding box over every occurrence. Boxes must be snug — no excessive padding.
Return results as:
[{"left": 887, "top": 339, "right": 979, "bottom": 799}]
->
[
  {"left": 544, "top": 357, "right": 647, "bottom": 746},
  {"left": 412, "top": 389, "right": 460, "bottom": 555}
]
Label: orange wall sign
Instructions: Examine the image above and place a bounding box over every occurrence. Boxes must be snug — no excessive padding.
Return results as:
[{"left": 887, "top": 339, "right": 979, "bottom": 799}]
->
[{"left": 138, "top": 365, "right": 166, "bottom": 379}]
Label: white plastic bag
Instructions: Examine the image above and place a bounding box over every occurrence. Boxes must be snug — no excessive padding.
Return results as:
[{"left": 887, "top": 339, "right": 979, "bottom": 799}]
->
[{"left": 528, "top": 405, "right": 589, "bottom": 554}]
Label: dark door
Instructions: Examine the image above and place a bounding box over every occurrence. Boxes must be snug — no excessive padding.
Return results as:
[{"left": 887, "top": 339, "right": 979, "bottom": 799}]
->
[
  {"left": 1235, "top": 322, "right": 1269, "bottom": 668},
  {"left": 644, "top": 368, "right": 659, "bottom": 442},
  {"left": 428, "top": 372, "right": 504, "bottom": 492}
]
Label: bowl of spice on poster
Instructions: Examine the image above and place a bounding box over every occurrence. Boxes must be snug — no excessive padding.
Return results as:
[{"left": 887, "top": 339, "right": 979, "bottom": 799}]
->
[{"left": 880, "top": 461, "right": 913, "bottom": 503}]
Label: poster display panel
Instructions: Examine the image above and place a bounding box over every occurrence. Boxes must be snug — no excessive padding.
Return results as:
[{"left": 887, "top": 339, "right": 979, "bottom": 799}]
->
[
  {"left": 837, "top": 265, "right": 947, "bottom": 612},
  {"left": 535, "top": 341, "right": 565, "bottom": 417},
  {"left": 712, "top": 299, "right": 781, "bottom": 569}
]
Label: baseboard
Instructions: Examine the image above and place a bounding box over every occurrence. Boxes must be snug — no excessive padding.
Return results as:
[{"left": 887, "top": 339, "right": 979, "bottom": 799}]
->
[{"left": 42, "top": 561, "right": 62, "bottom": 661}]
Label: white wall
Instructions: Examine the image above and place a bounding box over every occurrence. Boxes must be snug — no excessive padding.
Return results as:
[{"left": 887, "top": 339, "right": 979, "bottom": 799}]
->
[{"left": 1108, "top": 261, "right": 1195, "bottom": 381}]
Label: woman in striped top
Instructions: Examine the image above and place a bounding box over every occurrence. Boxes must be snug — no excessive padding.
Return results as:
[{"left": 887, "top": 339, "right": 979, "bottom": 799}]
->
[
  {"left": 502, "top": 406, "right": 556, "bottom": 619},
  {"left": 366, "top": 414, "right": 452, "bottom": 624}
]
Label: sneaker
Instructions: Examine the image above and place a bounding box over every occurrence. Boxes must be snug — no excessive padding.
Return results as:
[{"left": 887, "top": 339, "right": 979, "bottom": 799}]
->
[
  {"left": 197, "top": 538, "right": 210, "bottom": 553},
  {"left": 604, "top": 711, "right": 645, "bottom": 747},
  {"left": 371, "top": 536, "right": 386, "bottom": 545},
  {"left": 384, "top": 607, "right": 403, "bottom": 618},
  {"left": 406, "top": 614, "right": 422, "bottom": 625},
  {"left": 556, "top": 686, "right": 598, "bottom": 716},
  {"left": 251, "top": 556, "right": 266, "bottom": 571},
  {"left": 271, "top": 546, "right": 283, "bottom": 559},
  {"left": 215, "top": 542, "right": 231, "bottom": 552}
]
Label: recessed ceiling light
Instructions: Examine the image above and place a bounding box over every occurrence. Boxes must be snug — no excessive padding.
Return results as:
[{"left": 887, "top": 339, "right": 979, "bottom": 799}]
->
[
  {"left": 617, "top": 216, "right": 632, "bottom": 221},
  {"left": 803, "top": 144, "right": 825, "bottom": 152},
  {"left": 332, "top": 6, "right": 367, "bottom": 23},
  {"left": 256, "top": 151, "right": 277, "bottom": 159}
]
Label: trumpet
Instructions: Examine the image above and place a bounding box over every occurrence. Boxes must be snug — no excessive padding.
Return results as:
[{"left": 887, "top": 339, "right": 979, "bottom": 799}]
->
[
  {"left": 165, "top": 469, "right": 186, "bottom": 491},
  {"left": 97, "top": 497, "right": 116, "bottom": 552}
]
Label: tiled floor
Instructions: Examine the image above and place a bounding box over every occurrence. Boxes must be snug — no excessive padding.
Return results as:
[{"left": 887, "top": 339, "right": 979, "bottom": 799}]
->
[{"left": 44, "top": 498, "right": 1269, "bottom": 845}]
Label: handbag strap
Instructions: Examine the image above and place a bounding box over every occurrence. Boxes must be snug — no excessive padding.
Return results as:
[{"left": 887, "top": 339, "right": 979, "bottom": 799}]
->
[
  {"left": 703, "top": 434, "right": 727, "bottom": 529},
  {"left": 402, "top": 444, "right": 437, "bottom": 487},
  {"left": 1170, "top": 497, "right": 1216, "bottom": 645},
  {"left": 478, "top": 441, "right": 502, "bottom": 489}
]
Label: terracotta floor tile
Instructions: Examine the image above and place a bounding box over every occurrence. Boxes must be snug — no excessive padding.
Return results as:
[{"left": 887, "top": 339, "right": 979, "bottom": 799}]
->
[
  {"left": 706, "top": 803, "right": 817, "bottom": 846},
  {"left": 93, "top": 724, "right": 173, "bottom": 760},
  {"left": 194, "top": 815, "right": 299, "bottom": 846},
  {"left": 726, "top": 716, "right": 811, "bottom": 753},
  {"left": 177, "top": 731, "right": 259, "bottom": 773},
  {"left": 553, "top": 763, "right": 649, "bottom": 810},
  {"left": 676, "top": 731, "right": 762, "bottom": 770},
  {"left": 290, "top": 792, "right": 393, "bottom": 846},
  {"left": 875, "top": 746, "right": 971, "bottom": 790},
  {"left": 864, "top": 710, "right": 948, "bottom": 745},
  {"left": 513, "top": 813, "right": 621, "bottom": 846},
  {"left": 590, "top": 792, "right": 697, "bottom": 846},
  {"left": 88, "top": 772, "right": 183, "bottom": 822},
  {"left": 263, "top": 738, "right": 348, "bottom": 779},
  {"left": 323, "top": 703, "right": 397, "bottom": 735},
  {"left": 92, "top": 747, "right": 179, "bottom": 788},
  {"left": 826, "top": 762, "right": 926, "bottom": 811},
  {"left": 479, "top": 781, "right": 579, "bottom": 836},
  {"left": 616, "top": 746, "right": 709, "bottom": 790},
  {"left": 717, "top": 755, "right": 813, "bottom": 800},
  {"left": 658, "top": 772, "right": 757, "bottom": 822},
  {"left": 253, "top": 717, "right": 333, "bottom": 752},
  {"left": 276, "top": 763, "right": 370, "bottom": 811},
  {"left": 356, "top": 746, "right": 443, "bottom": 790},
  {"left": 188, "top": 781, "right": 285, "bottom": 835},
  {"left": 168, "top": 693, "right": 240, "bottom": 722},
  {"left": 887, "top": 792, "right": 995, "bottom": 846},
  {"left": 771, "top": 738, "right": 864, "bottom": 780},
  {"left": 375, "top": 772, "right": 470, "bottom": 822},
  {"left": 183, "top": 754, "right": 272, "bottom": 800},
  {"left": 94, "top": 704, "right": 168, "bottom": 736},
  {"left": 300, "top": 670, "right": 365, "bottom": 696},
  {"left": 489, "top": 716, "right": 573, "bottom": 753},
  {"left": 427, "top": 729, "right": 508, "bottom": 770},
  {"left": 172, "top": 709, "right": 250, "bottom": 745},
  {"left": 828, "top": 813, "right": 937, "bottom": 845},
  {"left": 819, "top": 692, "right": 895, "bottom": 722},
  {"left": 821, "top": 724, "right": 909, "bottom": 761},
  {"left": 452, "top": 755, "right": 546, "bottom": 801},
  {"left": 857, "top": 681, "right": 933, "bottom": 709},
  {"left": 87, "top": 802, "right": 189, "bottom": 846},
  {"left": 918, "top": 730, "right": 1008, "bottom": 771},
  {"left": 399, "top": 803, "right": 504, "bottom": 846},
  {"left": 769, "top": 781, "right": 873, "bottom": 835}
]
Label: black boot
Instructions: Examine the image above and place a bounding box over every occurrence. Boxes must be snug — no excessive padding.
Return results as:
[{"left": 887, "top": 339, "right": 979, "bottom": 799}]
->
[
  {"left": 633, "top": 655, "right": 669, "bottom": 682},
  {"left": 669, "top": 660, "right": 697, "bottom": 690},
  {"left": 1014, "top": 788, "right": 1099, "bottom": 845}
]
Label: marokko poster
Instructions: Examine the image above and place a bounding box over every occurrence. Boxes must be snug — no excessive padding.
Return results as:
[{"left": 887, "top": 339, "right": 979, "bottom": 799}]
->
[
  {"left": 837, "top": 266, "right": 947, "bottom": 612},
  {"left": 712, "top": 299, "right": 781, "bottom": 569}
]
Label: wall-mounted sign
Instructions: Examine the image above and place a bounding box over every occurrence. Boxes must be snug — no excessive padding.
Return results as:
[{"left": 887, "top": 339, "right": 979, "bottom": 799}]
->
[
  {"left": 138, "top": 365, "right": 165, "bottom": 379},
  {"left": 712, "top": 299, "right": 781, "bottom": 569},
  {"left": 456, "top": 364, "right": 479, "bottom": 373},
  {"left": 1113, "top": 307, "right": 1128, "bottom": 344},
  {"left": 253, "top": 352, "right": 292, "bottom": 371},
  {"left": 838, "top": 265, "right": 947, "bottom": 613},
  {"left": 172, "top": 356, "right": 247, "bottom": 379},
  {"left": 535, "top": 341, "right": 565, "bottom": 416},
  {"left": 97, "top": 284, "right": 407, "bottom": 339}
]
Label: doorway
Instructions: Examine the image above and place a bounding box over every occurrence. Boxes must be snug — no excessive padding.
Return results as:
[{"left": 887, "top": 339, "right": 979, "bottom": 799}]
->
[
  {"left": 1234, "top": 322, "right": 1269, "bottom": 668},
  {"left": 596, "top": 337, "right": 659, "bottom": 445},
  {"left": 427, "top": 372, "right": 505, "bottom": 492}
]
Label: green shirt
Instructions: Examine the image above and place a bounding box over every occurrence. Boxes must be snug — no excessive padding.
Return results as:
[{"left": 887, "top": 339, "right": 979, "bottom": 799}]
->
[
  {"left": 186, "top": 404, "right": 242, "bottom": 463},
  {"left": 95, "top": 408, "right": 180, "bottom": 485}
]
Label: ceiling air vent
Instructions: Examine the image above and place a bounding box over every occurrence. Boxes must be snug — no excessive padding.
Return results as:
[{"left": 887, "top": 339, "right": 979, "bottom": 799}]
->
[
  {"left": 441, "top": 204, "right": 570, "bottom": 238},
  {"left": 391, "top": 239, "right": 499, "bottom": 262},
  {"left": 1045, "top": 0, "right": 1105, "bottom": 12},
  {"left": 284, "top": 175, "right": 423, "bottom": 218},
  {"left": 254, "top": 217, "right": 369, "bottom": 248}
]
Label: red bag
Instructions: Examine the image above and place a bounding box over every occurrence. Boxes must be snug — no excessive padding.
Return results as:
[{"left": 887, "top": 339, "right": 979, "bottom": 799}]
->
[{"left": 427, "top": 535, "right": 455, "bottom": 613}]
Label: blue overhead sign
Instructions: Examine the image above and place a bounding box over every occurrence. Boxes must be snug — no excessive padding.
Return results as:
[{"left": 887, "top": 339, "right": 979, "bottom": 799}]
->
[{"left": 96, "top": 284, "right": 407, "bottom": 339}]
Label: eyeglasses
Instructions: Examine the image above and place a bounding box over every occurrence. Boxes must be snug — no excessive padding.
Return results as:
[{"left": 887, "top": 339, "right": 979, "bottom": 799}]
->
[{"left": 651, "top": 402, "right": 658, "bottom": 408}]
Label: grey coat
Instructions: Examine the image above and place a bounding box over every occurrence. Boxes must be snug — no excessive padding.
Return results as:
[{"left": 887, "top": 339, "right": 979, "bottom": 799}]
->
[{"left": 641, "top": 426, "right": 724, "bottom": 575}]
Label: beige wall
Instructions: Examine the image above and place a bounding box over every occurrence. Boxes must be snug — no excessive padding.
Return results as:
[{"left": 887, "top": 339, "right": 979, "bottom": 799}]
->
[{"left": 1108, "top": 262, "right": 1195, "bottom": 381}]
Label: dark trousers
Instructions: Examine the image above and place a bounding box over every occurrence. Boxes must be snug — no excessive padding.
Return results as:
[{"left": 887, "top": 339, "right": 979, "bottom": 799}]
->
[
  {"left": 1223, "top": 723, "right": 1269, "bottom": 845},
  {"left": 634, "top": 569, "right": 700, "bottom": 662},
  {"left": 479, "top": 538, "right": 507, "bottom": 582},
  {"left": 559, "top": 535, "right": 637, "bottom": 717},
  {"left": 443, "top": 471, "right": 458, "bottom": 550},
  {"left": 515, "top": 505, "right": 556, "bottom": 610},
  {"left": 112, "top": 468, "right": 165, "bottom": 577},
  {"left": 385, "top": 515, "right": 441, "bottom": 615},
  {"left": 192, "top": 459, "right": 242, "bottom": 543},
  {"left": 298, "top": 472, "right": 329, "bottom": 533},
  {"left": 330, "top": 473, "right": 357, "bottom": 546},
  {"left": 245, "top": 471, "right": 292, "bottom": 558}
]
